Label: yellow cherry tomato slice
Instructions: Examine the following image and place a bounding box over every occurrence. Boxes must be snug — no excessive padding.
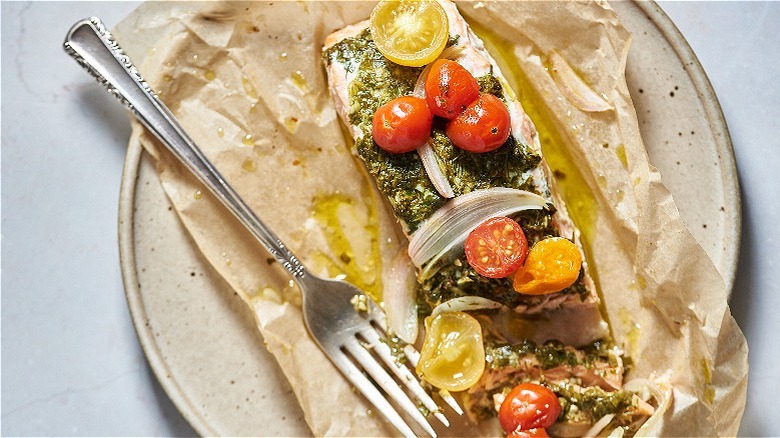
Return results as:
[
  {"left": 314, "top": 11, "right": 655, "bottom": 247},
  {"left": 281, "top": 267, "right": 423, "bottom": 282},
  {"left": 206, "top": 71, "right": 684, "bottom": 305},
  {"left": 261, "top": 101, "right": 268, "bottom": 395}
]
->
[
  {"left": 513, "top": 237, "right": 582, "bottom": 295},
  {"left": 369, "top": 0, "right": 449, "bottom": 67},
  {"left": 416, "top": 311, "right": 485, "bottom": 392}
]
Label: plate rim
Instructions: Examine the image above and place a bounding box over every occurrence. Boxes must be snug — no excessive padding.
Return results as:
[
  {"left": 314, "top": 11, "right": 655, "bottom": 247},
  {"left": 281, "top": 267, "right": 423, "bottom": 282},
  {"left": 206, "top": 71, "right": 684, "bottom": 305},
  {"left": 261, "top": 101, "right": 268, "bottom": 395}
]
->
[
  {"left": 117, "top": 1, "right": 742, "bottom": 435},
  {"left": 118, "top": 138, "right": 218, "bottom": 437},
  {"left": 630, "top": 0, "right": 741, "bottom": 291}
]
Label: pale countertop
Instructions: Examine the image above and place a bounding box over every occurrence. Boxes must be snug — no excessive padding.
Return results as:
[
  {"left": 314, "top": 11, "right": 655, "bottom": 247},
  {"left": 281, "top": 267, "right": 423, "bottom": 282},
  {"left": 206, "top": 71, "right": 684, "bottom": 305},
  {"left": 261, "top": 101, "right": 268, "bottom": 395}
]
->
[{"left": 1, "top": 2, "right": 777, "bottom": 436}]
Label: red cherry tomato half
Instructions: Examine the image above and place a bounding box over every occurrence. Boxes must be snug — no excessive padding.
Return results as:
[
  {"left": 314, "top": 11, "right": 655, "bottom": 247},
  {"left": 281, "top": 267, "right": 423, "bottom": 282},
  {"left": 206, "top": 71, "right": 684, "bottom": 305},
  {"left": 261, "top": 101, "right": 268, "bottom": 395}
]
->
[
  {"left": 424, "top": 59, "right": 481, "bottom": 119},
  {"left": 499, "top": 383, "right": 561, "bottom": 433},
  {"left": 372, "top": 96, "right": 433, "bottom": 153},
  {"left": 464, "top": 217, "right": 528, "bottom": 279},
  {"left": 508, "top": 428, "right": 550, "bottom": 438},
  {"left": 445, "top": 93, "right": 511, "bottom": 153}
]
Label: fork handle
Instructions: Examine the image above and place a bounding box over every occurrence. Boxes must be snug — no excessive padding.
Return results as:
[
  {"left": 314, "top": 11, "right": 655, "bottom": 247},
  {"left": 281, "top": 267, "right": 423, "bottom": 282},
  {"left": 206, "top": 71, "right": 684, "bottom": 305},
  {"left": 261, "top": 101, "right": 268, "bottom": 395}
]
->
[{"left": 64, "top": 17, "right": 308, "bottom": 280}]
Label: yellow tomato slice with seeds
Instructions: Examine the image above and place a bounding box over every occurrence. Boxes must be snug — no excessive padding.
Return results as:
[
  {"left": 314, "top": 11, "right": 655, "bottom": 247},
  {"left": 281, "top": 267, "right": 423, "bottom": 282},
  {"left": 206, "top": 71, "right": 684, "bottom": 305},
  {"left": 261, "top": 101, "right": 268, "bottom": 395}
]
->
[
  {"left": 513, "top": 237, "right": 582, "bottom": 295},
  {"left": 416, "top": 311, "right": 485, "bottom": 392},
  {"left": 369, "top": 0, "right": 449, "bottom": 67}
]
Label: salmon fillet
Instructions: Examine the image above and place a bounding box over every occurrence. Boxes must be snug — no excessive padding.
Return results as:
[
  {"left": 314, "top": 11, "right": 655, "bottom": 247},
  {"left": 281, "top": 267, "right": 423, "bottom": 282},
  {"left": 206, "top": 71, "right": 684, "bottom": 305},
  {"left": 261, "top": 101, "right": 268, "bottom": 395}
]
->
[{"left": 323, "top": 0, "right": 606, "bottom": 348}]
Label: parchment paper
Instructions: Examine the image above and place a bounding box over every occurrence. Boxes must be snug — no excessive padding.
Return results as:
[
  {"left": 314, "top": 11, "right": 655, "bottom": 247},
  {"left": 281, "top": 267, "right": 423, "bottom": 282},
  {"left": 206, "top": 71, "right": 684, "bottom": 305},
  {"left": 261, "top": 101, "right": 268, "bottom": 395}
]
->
[{"left": 114, "top": 1, "right": 747, "bottom": 436}]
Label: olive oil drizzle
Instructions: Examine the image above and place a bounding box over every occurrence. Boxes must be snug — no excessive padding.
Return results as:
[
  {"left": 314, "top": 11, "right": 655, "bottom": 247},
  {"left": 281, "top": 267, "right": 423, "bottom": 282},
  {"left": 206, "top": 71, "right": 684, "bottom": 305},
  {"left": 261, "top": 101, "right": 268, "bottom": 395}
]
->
[{"left": 311, "top": 193, "right": 383, "bottom": 302}]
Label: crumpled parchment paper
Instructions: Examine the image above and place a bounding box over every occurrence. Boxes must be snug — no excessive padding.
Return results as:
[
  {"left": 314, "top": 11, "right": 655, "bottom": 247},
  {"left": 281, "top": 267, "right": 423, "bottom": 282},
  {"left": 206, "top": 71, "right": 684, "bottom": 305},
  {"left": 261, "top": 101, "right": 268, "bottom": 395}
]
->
[{"left": 114, "top": 1, "right": 747, "bottom": 436}]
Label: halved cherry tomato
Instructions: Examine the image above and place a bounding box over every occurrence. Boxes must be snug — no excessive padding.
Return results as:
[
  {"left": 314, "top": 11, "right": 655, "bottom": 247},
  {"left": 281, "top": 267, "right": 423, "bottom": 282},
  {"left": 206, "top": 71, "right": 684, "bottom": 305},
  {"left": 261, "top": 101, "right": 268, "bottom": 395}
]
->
[
  {"left": 372, "top": 96, "right": 433, "bottom": 153},
  {"left": 416, "top": 311, "right": 485, "bottom": 392},
  {"left": 499, "top": 383, "right": 561, "bottom": 433},
  {"left": 513, "top": 237, "right": 582, "bottom": 295},
  {"left": 508, "top": 428, "right": 550, "bottom": 438},
  {"left": 424, "top": 59, "right": 481, "bottom": 119},
  {"left": 464, "top": 217, "right": 528, "bottom": 278},
  {"left": 369, "top": 0, "right": 449, "bottom": 67},
  {"left": 445, "top": 93, "right": 511, "bottom": 153}
]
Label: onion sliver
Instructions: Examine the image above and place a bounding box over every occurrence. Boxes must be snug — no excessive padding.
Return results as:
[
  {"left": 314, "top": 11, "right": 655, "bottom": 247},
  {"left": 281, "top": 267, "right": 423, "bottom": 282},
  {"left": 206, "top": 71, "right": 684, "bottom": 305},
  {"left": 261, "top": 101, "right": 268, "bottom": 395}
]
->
[
  {"left": 408, "top": 188, "right": 547, "bottom": 271},
  {"left": 418, "top": 141, "right": 455, "bottom": 198},
  {"left": 549, "top": 51, "right": 613, "bottom": 113},
  {"left": 438, "top": 44, "right": 465, "bottom": 61},
  {"left": 383, "top": 251, "right": 419, "bottom": 344},
  {"left": 413, "top": 62, "right": 434, "bottom": 98},
  {"left": 431, "top": 296, "right": 503, "bottom": 318}
]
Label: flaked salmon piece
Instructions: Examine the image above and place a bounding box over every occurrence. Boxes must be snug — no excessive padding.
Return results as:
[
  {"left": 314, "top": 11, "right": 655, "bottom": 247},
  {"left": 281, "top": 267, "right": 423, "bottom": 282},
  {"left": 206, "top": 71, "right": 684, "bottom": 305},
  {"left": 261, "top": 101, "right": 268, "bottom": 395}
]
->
[
  {"left": 463, "top": 340, "right": 660, "bottom": 429},
  {"left": 323, "top": 0, "right": 604, "bottom": 344},
  {"left": 483, "top": 340, "right": 624, "bottom": 389}
]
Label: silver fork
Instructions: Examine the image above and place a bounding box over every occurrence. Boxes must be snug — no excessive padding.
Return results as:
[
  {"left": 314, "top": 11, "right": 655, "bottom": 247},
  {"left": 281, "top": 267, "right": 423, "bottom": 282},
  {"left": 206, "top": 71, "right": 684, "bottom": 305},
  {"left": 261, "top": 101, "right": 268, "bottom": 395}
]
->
[{"left": 64, "top": 17, "right": 458, "bottom": 437}]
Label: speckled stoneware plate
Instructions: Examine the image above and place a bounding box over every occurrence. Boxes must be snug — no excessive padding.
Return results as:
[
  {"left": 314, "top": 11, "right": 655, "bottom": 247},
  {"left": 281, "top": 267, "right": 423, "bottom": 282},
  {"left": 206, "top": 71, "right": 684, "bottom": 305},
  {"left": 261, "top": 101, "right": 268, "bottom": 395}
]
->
[{"left": 118, "top": 1, "right": 740, "bottom": 436}]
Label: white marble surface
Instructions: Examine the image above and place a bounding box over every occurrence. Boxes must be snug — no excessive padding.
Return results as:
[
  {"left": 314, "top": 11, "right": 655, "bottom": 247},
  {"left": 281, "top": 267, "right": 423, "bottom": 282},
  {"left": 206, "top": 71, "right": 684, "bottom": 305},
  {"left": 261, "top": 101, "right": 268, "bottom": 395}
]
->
[{"left": 1, "top": 1, "right": 777, "bottom": 436}]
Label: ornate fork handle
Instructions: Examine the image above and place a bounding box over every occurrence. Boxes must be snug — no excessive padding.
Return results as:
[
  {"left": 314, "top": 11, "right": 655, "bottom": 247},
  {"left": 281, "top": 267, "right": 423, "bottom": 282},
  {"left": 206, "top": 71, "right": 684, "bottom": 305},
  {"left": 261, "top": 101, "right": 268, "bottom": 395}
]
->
[{"left": 64, "top": 17, "right": 307, "bottom": 280}]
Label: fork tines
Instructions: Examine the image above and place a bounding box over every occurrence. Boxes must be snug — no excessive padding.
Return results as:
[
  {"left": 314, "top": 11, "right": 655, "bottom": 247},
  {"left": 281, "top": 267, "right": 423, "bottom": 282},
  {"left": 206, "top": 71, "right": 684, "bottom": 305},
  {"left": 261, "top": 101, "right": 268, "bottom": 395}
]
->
[{"left": 334, "top": 314, "right": 458, "bottom": 438}]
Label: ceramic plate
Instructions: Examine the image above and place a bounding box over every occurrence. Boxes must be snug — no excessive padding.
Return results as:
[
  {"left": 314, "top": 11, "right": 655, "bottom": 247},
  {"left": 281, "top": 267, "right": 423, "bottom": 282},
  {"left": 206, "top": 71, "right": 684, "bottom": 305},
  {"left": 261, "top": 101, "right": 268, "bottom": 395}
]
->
[{"left": 118, "top": 1, "right": 740, "bottom": 435}]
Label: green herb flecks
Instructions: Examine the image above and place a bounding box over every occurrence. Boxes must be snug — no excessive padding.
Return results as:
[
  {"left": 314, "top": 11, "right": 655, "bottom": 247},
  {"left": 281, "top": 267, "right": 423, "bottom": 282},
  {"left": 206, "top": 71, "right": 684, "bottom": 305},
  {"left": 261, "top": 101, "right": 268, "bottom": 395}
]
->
[
  {"left": 428, "top": 125, "right": 540, "bottom": 196},
  {"left": 553, "top": 381, "right": 637, "bottom": 425},
  {"left": 476, "top": 72, "right": 503, "bottom": 98},
  {"left": 379, "top": 333, "right": 409, "bottom": 365},
  {"left": 485, "top": 339, "right": 615, "bottom": 370}
]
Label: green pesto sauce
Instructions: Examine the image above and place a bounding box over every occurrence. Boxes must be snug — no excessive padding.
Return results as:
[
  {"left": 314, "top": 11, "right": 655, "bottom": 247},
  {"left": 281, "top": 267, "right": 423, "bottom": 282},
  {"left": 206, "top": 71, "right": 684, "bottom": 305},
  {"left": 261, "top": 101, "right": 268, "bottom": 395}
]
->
[
  {"left": 428, "top": 125, "right": 540, "bottom": 196},
  {"left": 484, "top": 339, "right": 614, "bottom": 370},
  {"left": 552, "top": 381, "right": 637, "bottom": 424},
  {"left": 476, "top": 72, "right": 503, "bottom": 98},
  {"left": 355, "top": 135, "right": 445, "bottom": 231},
  {"left": 417, "top": 254, "right": 516, "bottom": 316}
]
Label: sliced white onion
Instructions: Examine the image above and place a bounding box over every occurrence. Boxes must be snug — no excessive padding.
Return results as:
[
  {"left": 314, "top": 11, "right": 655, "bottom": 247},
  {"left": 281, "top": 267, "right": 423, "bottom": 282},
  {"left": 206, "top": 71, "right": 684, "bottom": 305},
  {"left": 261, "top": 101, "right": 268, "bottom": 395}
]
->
[
  {"left": 549, "top": 51, "right": 613, "bottom": 113},
  {"left": 413, "top": 63, "right": 434, "bottom": 98},
  {"left": 439, "top": 44, "right": 465, "bottom": 60},
  {"left": 383, "top": 251, "right": 419, "bottom": 344},
  {"left": 430, "top": 296, "right": 504, "bottom": 318},
  {"left": 408, "top": 188, "right": 547, "bottom": 272},
  {"left": 623, "top": 378, "right": 673, "bottom": 437},
  {"left": 583, "top": 413, "right": 616, "bottom": 437},
  {"left": 418, "top": 140, "right": 455, "bottom": 198}
]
